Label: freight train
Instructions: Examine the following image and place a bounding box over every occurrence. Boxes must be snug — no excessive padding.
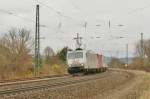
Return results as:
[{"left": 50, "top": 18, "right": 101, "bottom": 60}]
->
[{"left": 67, "top": 49, "right": 108, "bottom": 74}]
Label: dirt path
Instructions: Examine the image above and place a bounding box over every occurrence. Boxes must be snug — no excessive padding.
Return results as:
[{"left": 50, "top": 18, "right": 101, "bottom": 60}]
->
[{"left": 94, "top": 69, "right": 147, "bottom": 99}]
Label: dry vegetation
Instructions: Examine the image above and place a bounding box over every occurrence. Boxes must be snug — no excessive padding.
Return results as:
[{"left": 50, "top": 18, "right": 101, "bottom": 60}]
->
[
  {"left": 0, "top": 28, "right": 34, "bottom": 80},
  {"left": 40, "top": 46, "right": 68, "bottom": 76},
  {"left": 109, "top": 39, "right": 150, "bottom": 72},
  {"left": 0, "top": 28, "right": 67, "bottom": 80},
  {"left": 128, "top": 39, "right": 150, "bottom": 72},
  {"left": 40, "top": 56, "right": 67, "bottom": 76},
  {"left": 108, "top": 39, "right": 150, "bottom": 99},
  {"left": 129, "top": 58, "right": 150, "bottom": 71},
  {"left": 109, "top": 57, "right": 125, "bottom": 68},
  {"left": 138, "top": 72, "right": 150, "bottom": 99}
]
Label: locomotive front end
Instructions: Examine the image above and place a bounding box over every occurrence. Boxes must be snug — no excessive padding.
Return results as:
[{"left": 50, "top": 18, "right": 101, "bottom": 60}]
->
[{"left": 67, "top": 50, "right": 85, "bottom": 74}]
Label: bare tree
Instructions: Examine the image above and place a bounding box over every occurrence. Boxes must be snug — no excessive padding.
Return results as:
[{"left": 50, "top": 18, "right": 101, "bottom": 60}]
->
[
  {"left": 135, "top": 39, "right": 150, "bottom": 60},
  {"left": 132, "top": 39, "right": 150, "bottom": 71},
  {"left": 109, "top": 57, "right": 124, "bottom": 68},
  {"left": 44, "top": 46, "right": 55, "bottom": 57},
  {"left": 2, "top": 28, "right": 33, "bottom": 55},
  {"left": 44, "top": 46, "right": 55, "bottom": 64},
  {"left": 0, "top": 28, "right": 34, "bottom": 79},
  {"left": 143, "top": 40, "right": 150, "bottom": 60}
]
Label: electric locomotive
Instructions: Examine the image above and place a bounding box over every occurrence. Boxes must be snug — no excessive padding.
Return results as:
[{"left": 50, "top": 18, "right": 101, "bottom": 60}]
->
[
  {"left": 67, "top": 49, "right": 107, "bottom": 74},
  {"left": 67, "top": 33, "right": 107, "bottom": 74}
]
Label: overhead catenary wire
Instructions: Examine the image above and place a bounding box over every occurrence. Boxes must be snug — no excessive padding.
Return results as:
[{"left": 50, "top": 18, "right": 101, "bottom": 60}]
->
[
  {"left": 110, "top": 3, "right": 150, "bottom": 22},
  {"left": 64, "top": 0, "right": 150, "bottom": 27},
  {"left": 1, "top": 1, "right": 149, "bottom": 39},
  {"left": 0, "top": 8, "right": 65, "bottom": 33},
  {"left": 35, "top": 0, "right": 84, "bottom": 26},
  {"left": 66, "top": 0, "right": 87, "bottom": 18},
  {"left": 34, "top": 0, "right": 85, "bottom": 33},
  {"left": 33, "top": 0, "right": 146, "bottom": 57},
  {"left": 36, "top": 0, "right": 137, "bottom": 33},
  {"left": 0, "top": 9, "right": 35, "bottom": 23},
  {"left": 1, "top": 0, "right": 150, "bottom": 31}
]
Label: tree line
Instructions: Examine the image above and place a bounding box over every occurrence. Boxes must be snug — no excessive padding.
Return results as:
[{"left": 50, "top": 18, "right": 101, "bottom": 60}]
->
[
  {"left": 109, "top": 39, "right": 150, "bottom": 72},
  {"left": 0, "top": 27, "right": 150, "bottom": 80},
  {"left": 0, "top": 28, "right": 67, "bottom": 80}
]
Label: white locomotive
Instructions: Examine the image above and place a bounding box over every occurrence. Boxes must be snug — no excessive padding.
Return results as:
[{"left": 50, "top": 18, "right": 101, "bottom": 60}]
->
[
  {"left": 67, "top": 33, "right": 107, "bottom": 74},
  {"left": 67, "top": 49, "right": 107, "bottom": 74}
]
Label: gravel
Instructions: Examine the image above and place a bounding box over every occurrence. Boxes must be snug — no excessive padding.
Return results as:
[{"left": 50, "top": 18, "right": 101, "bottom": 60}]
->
[{"left": 0, "top": 70, "right": 134, "bottom": 99}]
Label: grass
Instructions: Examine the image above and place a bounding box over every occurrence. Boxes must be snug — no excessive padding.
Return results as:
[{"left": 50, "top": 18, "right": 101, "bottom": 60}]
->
[
  {"left": 40, "top": 64, "right": 67, "bottom": 76},
  {"left": 138, "top": 72, "right": 150, "bottom": 99}
]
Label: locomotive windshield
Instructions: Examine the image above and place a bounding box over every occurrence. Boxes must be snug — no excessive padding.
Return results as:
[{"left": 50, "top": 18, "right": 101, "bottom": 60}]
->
[
  {"left": 68, "top": 53, "right": 74, "bottom": 59},
  {"left": 68, "top": 52, "right": 83, "bottom": 59}
]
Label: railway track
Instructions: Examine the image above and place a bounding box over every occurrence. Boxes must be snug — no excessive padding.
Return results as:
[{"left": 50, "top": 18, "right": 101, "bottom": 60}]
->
[
  {"left": 0, "top": 74, "right": 69, "bottom": 84},
  {"left": 0, "top": 69, "right": 130, "bottom": 98},
  {"left": 0, "top": 74, "right": 72, "bottom": 91}
]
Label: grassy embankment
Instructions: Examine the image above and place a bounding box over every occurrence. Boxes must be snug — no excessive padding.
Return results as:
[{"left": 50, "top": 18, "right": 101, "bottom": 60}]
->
[{"left": 138, "top": 72, "right": 150, "bottom": 99}]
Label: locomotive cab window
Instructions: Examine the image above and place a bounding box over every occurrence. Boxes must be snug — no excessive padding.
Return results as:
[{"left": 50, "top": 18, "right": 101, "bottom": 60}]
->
[
  {"left": 68, "top": 53, "right": 75, "bottom": 59},
  {"left": 68, "top": 52, "right": 83, "bottom": 59},
  {"left": 75, "top": 52, "right": 83, "bottom": 58}
]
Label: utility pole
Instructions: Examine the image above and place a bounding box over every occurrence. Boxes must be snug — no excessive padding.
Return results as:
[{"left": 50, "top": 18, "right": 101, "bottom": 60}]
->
[
  {"left": 141, "top": 33, "right": 144, "bottom": 58},
  {"left": 74, "top": 33, "right": 83, "bottom": 49},
  {"left": 140, "top": 33, "right": 144, "bottom": 66},
  {"left": 84, "top": 21, "right": 87, "bottom": 33},
  {"left": 109, "top": 20, "right": 111, "bottom": 29},
  {"left": 35, "top": 4, "right": 40, "bottom": 76},
  {"left": 126, "top": 44, "right": 128, "bottom": 67}
]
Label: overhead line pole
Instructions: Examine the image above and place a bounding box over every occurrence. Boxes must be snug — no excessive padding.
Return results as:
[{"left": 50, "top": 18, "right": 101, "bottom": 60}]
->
[
  {"left": 74, "top": 33, "right": 83, "bottom": 49},
  {"left": 141, "top": 33, "right": 144, "bottom": 59},
  {"left": 38, "top": 4, "right": 40, "bottom": 76},
  {"left": 126, "top": 44, "right": 129, "bottom": 66},
  {"left": 84, "top": 21, "right": 87, "bottom": 33},
  {"left": 140, "top": 33, "right": 144, "bottom": 66},
  {"left": 35, "top": 4, "right": 40, "bottom": 76}
]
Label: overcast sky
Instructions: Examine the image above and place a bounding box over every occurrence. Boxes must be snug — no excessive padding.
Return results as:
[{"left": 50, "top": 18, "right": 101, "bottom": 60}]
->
[{"left": 0, "top": 0, "right": 150, "bottom": 57}]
